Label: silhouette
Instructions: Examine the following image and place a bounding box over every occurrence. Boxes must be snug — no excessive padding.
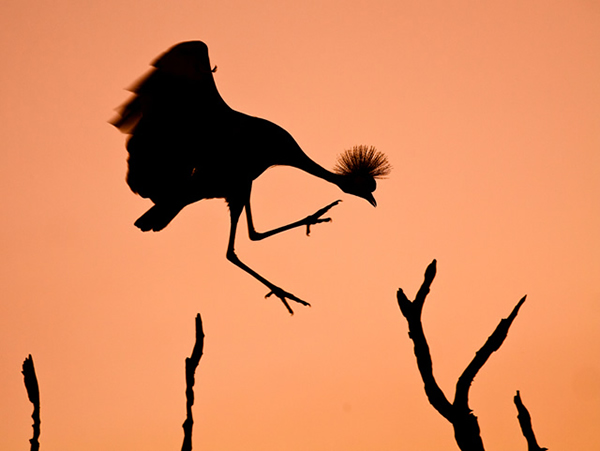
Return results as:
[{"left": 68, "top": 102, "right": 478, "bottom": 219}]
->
[
  {"left": 112, "top": 41, "right": 390, "bottom": 313},
  {"left": 182, "top": 314, "right": 204, "bottom": 451},
  {"left": 514, "top": 391, "right": 548, "bottom": 451},
  {"left": 396, "top": 260, "right": 546, "bottom": 451},
  {"left": 22, "top": 355, "right": 40, "bottom": 451}
]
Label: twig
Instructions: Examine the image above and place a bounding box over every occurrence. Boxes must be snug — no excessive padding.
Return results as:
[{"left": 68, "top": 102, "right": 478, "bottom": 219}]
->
[
  {"left": 22, "top": 355, "right": 40, "bottom": 451},
  {"left": 514, "top": 391, "right": 547, "bottom": 451},
  {"left": 182, "top": 314, "right": 205, "bottom": 451}
]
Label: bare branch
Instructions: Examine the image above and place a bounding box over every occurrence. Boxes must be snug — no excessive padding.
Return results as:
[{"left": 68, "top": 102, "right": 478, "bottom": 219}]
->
[
  {"left": 396, "top": 260, "right": 454, "bottom": 421},
  {"left": 397, "top": 259, "right": 436, "bottom": 319},
  {"left": 454, "top": 296, "right": 526, "bottom": 411},
  {"left": 397, "top": 261, "right": 531, "bottom": 451},
  {"left": 514, "top": 391, "right": 548, "bottom": 451},
  {"left": 22, "top": 355, "right": 40, "bottom": 451},
  {"left": 182, "top": 314, "right": 205, "bottom": 451}
]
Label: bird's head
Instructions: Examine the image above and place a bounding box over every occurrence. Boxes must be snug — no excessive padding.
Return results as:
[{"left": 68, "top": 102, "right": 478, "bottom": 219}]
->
[{"left": 334, "top": 145, "right": 391, "bottom": 207}]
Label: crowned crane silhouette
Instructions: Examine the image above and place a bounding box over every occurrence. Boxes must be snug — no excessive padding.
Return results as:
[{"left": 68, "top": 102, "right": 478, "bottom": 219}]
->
[{"left": 112, "top": 41, "right": 390, "bottom": 314}]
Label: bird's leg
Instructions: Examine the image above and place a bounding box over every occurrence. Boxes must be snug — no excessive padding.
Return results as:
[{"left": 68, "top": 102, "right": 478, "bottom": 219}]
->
[
  {"left": 245, "top": 199, "right": 342, "bottom": 240},
  {"left": 226, "top": 201, "right": 310, "bottom": 314}
]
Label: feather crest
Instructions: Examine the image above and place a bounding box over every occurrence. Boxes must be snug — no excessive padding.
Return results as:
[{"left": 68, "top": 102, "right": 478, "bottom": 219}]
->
[{"left": 334, "top": 145, "right": 391, "bottom": 179}]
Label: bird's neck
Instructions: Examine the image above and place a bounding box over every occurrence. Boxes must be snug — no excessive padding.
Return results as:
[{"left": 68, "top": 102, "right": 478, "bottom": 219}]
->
[{"left": 297, "top": 155, "right": 344, "bottom": 187}]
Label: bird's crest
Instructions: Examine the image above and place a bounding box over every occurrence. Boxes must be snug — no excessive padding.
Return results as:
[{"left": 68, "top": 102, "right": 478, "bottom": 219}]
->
[{"left": 334, "top": 145, "right": 391, "bottom": 179}]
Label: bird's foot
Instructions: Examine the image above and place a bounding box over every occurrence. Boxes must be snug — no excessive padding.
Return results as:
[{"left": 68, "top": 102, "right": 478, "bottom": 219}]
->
[
  {"left": 304, "top": 200, "right": 342, "bottom": 236},
  {"left": 265, "top": 286, "right": 311, "bottom": 315}
]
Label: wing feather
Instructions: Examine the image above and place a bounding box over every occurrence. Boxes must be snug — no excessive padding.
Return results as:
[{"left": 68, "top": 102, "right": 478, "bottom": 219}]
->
[{"left": 111, "top": 41, "right": 228, "bottom": 201}]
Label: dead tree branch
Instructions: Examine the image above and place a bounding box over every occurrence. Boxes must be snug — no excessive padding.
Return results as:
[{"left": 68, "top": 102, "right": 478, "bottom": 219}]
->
[
  {"left": 182, "top": 314, "right": 205, "bottom": 451},
  {"left": 22, "top": 354, "right": 40, "bottom": 451},
  {"left": 514, "top": 391, "right": 547, "bottom": 451},
  {"left": 396, "top": 260, "right": 527, "bottom": 451},
  {"left": 455, "top": 298, "right": 525, "bottom": 410},
  {"left": 397, "top": 260, "right": 454, "bottom": 422}
]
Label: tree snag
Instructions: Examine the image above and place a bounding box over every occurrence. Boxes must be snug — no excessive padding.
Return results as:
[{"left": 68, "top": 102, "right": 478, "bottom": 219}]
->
[
  {"left": 396, "top": 259, "right": 539, "bottom": 451},
  {"left": 22, "top": 354, "right": 41, "bottom": 451},
  {"left": 182, "top": 314, "right": 205, "bottom": 451}
]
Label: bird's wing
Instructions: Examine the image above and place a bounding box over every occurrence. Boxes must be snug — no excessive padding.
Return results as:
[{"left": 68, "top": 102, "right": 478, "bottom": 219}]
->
[
  {"left": 110, "top": 41, "right": 228, "bottom": 134},
  {"left": 111, "top": 41, "right": 230, "bottom": 200}
]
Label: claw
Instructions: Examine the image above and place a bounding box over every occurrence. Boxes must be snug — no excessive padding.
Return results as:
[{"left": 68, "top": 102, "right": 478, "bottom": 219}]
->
[
  {"left": 304, "top": 199, "right": 342, "bottom": 236},
  {"left": 314, "top": 199, "right": 342, "bottom": 216},
  {"left": 265, "top": 287, "right": 311, "bottom": 315}
]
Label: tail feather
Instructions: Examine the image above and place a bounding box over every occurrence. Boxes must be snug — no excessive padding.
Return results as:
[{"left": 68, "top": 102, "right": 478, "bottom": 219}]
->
[{"left": 135, "top": 204, "right": 183, "bottom": 232}]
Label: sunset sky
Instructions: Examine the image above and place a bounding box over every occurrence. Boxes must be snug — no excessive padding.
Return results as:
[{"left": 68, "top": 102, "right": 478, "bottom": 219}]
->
[{"left": 1, "top": 1, "right": 599, "bottom": 450}]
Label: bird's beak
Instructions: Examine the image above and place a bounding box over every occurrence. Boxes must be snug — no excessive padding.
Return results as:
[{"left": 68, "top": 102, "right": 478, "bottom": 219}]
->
[{"left": 365, "top": 193, "right": 377, "bottom": 207}]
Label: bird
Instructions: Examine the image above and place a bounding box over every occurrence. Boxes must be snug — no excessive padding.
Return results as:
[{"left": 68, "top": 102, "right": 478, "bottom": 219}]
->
[{"left": 111, "top": 41, "right": 391, "bottom": 314}]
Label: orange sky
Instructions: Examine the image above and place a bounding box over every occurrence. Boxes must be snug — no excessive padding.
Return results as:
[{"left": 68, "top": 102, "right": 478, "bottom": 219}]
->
[{"left": 1, "top": 1, "right": 599, "bottom": 450}]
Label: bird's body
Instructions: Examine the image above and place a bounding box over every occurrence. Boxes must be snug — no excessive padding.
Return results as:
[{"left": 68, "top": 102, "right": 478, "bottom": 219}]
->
[{"left": 112, "top": 41, "right": 390, "bottom": 313}]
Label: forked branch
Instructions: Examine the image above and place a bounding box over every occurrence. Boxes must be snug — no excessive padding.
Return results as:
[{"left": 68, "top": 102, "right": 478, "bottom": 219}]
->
[
  {"left": 397, "top": 260, "right": 453, "bottom": 422},
  {"left": 396, "top": 260, "right": 540, "bottom": 451}
]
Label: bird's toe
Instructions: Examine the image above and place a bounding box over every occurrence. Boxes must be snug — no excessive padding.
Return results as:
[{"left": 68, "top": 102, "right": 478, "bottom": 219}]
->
[{"left": 265, "top": 287, "right": 310, "bottom": 314}]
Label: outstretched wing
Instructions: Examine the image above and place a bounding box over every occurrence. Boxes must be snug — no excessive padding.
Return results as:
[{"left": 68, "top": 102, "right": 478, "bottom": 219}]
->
[
  {"left": 111, "top": 41, "right": 229, "bottom": 201},
  {"left": 111, "top": 41, "right": 226, "bottom": 133}
]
